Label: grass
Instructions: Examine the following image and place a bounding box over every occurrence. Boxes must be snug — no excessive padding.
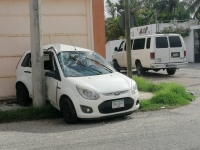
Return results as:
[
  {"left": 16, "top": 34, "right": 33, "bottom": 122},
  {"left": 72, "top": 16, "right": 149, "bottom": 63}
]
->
[
  {"left": 0, "top": 105, "right": 61, "bottom": 123},
  {"left": 133, "top": 76, "right": 195, "bottom": 111},
  {"left": 0, "top": 76, "right": 195, "bottom": 123}
]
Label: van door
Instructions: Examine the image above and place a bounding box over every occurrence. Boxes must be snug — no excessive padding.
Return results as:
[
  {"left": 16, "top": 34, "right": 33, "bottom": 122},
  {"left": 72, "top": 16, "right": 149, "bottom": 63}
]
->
[
  {"left": 115, "top": 41, "right": 126, "bottom": 67},
  {"left": 168, "top": 35, "right": 184, "bottom": 63},
  {"left": 155, "top": 36, "right": 170, "bottom": 63}
]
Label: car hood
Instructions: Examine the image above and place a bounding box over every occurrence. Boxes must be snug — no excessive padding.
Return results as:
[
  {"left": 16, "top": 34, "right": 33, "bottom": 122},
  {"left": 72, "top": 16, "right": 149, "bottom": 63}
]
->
[{"left": 68, "top": 72, "right": 133, "bottom": 93}]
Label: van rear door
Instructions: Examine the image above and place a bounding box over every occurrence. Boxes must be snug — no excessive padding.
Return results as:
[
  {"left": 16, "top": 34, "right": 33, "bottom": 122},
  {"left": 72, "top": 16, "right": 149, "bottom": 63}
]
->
[
  {"left": 169, "top": 35, "right": 184, "bottom": 63},
  {"left": 155, "top": 36, "right": 170, "bottom": 63}
]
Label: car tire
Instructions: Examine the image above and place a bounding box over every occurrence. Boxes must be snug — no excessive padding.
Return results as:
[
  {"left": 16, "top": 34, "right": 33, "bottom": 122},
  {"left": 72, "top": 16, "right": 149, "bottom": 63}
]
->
[
  {"left": 167, "top": 68, "right": 176, "bottom": 75},
  {"left": 16, "top": 84, "right": 30, "bottom": 106},
  {"left": 153, "top": 69, "right": 160, "bottom": 72},
  {"left": 113, "top": 60, "right": 120, "bottom": 72},
  {"left": 60, "top": 97, "right": 78, "bottom": 124},
  {"left": 136, "top": 62, "right": 145, "bottom": 76}
]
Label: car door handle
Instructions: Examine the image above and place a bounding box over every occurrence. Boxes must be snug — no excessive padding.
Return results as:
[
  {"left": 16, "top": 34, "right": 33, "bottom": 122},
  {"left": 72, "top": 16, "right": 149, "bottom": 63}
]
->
[{"left": 24, "top": 71, "right": 31, "bottom": 73}]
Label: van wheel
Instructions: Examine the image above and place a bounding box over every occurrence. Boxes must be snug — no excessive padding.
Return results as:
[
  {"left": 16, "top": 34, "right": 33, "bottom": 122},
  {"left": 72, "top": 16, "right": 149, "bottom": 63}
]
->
[
  {"left": 16, "top": 84, "right": 29, "bottom": 106},
  {"left": 136, "top": 62, "right": 145, "bottom": 76},
  {"left": 60, "top": 97, "right": 78, "bottom": 124},
  {"left": 113, "top": 60, "right": 120, "bottom": 72},
  {"left": 167, "top": 69, "right": 176, "bottom": 75}
]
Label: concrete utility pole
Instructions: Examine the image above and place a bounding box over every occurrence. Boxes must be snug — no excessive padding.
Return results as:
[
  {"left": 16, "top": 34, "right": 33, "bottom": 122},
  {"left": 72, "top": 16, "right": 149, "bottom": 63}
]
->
[
  {"left": 124, "top": 0, "right": 132, "bottom": 78},
  {"left": 29, "top": 0, "right": 45, "bottom": 107}
]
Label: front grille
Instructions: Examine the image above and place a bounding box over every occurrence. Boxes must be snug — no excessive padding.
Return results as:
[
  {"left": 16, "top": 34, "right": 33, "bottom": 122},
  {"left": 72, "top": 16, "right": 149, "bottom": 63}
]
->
[{"left": 98, "top": 97, "right": 134, "bottom": 114}]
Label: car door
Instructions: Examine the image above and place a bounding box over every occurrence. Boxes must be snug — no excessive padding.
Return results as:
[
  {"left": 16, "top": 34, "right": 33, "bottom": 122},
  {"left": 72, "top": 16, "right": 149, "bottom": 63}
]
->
[
  {"left": 168, "top": 35, "right": 184, "bottom": 63},
  {"left": 155, "top": 36, "right": 170, "bottom": 63},
  {"left": 21, "top": 53, "right": 33, "bottom": 97},
  {"left": 45, "top": 51, "right": 61, "bottom": 107}
]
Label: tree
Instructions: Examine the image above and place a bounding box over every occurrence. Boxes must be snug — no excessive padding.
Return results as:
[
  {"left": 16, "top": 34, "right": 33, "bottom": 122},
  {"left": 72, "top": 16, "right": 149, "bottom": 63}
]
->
[
  {"left": 188, "top": 0, "right": 200, "bottom": 18},
  {"left": 105, "top": 17, "right": 124, "bottom": 41},
  {"left": 105, "top": 0, "right": 117, "bottom": 19}
]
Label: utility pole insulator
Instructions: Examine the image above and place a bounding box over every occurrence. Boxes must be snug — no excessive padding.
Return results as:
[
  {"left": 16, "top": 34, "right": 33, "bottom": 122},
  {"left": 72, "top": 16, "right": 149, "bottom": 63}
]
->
[{"left": 29, "top": 0, "right": 45, "bottom": 107}]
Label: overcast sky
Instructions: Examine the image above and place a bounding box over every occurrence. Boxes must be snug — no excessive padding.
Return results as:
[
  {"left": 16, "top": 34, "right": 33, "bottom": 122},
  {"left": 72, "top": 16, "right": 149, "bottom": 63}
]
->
[{"left": 104, "top": 0, "right": 119, "bottom": 18}]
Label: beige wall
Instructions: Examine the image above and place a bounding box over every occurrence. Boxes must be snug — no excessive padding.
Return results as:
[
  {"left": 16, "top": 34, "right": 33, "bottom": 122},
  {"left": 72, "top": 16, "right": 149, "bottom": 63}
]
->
[{"left": 0, "top": 0, "right": 105, "bottom": 99}]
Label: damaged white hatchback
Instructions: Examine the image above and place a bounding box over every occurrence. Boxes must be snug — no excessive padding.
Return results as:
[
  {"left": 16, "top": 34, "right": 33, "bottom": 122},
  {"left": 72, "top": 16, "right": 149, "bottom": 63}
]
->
[{"left": 16, "top": 44, "right": 139, "bottom": 124}]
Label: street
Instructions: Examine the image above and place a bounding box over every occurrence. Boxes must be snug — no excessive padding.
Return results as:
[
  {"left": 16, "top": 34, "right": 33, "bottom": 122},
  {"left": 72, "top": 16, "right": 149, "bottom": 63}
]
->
[{"left": 0, "top": 63, "right": 200, "bottom": 150}]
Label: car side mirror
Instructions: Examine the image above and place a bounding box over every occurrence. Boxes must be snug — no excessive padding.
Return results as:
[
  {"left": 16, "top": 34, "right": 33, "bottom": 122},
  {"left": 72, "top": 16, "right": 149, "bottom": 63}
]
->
[
  {"left": 114, "top": 47, "right": 118, "bottom": 51},
  {"left": 45, "top": 71, "right": 56, "bottom": 78}
]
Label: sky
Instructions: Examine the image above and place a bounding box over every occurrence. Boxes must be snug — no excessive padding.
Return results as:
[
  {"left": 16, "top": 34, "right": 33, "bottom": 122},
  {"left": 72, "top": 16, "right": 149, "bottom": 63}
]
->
[{"left": 104, "top": 0, "right": 119, "bottom": 18}]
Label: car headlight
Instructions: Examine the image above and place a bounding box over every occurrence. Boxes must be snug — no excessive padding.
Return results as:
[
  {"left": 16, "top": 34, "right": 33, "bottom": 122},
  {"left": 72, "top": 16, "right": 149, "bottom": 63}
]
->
[
  {"left": 131, "top": 83, "right": 138, "bottom": 94},
  {"left": 76, "top": 85, "right": 100, "bottom": 100}
]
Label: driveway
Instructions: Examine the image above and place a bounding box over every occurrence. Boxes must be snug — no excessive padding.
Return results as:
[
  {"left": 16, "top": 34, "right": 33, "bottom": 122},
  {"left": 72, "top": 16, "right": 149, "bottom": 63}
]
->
[{"left": 0, "top": 63, "right": 200, "bottom": 150}]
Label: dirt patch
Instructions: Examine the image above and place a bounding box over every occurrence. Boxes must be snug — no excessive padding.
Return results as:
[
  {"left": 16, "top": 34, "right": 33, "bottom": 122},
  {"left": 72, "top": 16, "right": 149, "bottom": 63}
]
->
[{"left": 139, "top": 92, "right": 154, "bottom": 100}]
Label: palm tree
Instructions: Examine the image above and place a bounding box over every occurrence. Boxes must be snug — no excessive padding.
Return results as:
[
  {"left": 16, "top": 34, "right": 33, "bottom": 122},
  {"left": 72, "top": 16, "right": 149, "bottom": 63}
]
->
[
  {"left": 105, "top": 0, "right": 117, "bottom": 19},
  {"left": 105, "top": 17, "right": 124, "bottom": 42},
  {"left": 188, "top": 0, "right": 200, "bottom": 18}
]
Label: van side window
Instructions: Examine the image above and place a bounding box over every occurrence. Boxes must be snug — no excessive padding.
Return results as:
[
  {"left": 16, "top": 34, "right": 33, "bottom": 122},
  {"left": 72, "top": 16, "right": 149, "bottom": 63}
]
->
[
  {"left": 118, "top": 41, "right": 125, "bottom": 51},
  {"left": 156, "top": 37, "right": 168, "bottom": 48},
  {"left": 169, "top": 36, "right": 182, "bottom": 47},
  {"left": 21, "top": 53, "right": 31, "bottom": 67},
  {"left": 133, "top": 38, "right": 145, "bottom": 50},
  {"left": 146, "top": 38, "right": 151, "bottom": 49}
]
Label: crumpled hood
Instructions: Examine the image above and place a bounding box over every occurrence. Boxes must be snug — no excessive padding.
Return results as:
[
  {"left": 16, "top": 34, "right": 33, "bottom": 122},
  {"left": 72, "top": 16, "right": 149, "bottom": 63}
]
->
[{"left": 68, "top": 72, "right": 134, "bottom": 93}]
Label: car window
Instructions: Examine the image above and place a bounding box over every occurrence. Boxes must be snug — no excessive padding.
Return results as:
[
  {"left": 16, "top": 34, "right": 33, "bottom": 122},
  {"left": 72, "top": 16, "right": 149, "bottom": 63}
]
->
[
  {"left": 156, "top": 37, "right": 168, "bottom": 48},
  {"left": 133, "top": 38, "right": 145, "bottom": 50},
  {"left": 146, "top": 38, "right": 151, "bottom": 49},
  {"left": 21, "top": 53, "right": 31, "bottom": 67},
  {"left": 169, "top": 36, "right": 182, "bottom": 47},
  {"left": 118, "top": 41, "right": 125, "bottom": 51}
]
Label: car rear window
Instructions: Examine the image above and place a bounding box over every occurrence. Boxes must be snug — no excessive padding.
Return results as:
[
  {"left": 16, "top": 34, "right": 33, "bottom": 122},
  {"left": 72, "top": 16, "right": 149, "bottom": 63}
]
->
[
  {"left": 169, "top": 36, "right": 182, "bottom": 47},
  {"left": 156, "top": 37, "right": 168, "bottom": 48},
  {"left": 133, "top": 38, "right": 145, "bottom": 50}
]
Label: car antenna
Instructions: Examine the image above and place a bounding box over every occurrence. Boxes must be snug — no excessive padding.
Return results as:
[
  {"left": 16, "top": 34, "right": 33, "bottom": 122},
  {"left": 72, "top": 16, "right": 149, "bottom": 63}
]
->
[{"left": 67, "top": 35, "right": 77, "bottom": 51}]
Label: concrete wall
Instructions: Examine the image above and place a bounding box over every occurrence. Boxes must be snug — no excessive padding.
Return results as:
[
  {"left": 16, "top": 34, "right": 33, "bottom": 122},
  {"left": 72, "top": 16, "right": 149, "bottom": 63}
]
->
[{"left": 0, "top": 0, "right": 105, "bottom": 99}]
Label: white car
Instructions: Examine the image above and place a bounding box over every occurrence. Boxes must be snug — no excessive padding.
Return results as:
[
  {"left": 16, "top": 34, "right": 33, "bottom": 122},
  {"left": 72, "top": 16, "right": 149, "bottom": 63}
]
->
[{"left": 16, "top": 44, "right": 139, "bottom": 123}]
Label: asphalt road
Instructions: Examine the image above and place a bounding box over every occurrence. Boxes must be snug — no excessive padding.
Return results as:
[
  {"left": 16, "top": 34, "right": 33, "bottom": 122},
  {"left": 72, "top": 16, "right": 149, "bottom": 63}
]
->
[{"left": 0, "top": 63, "right": 200, "bottom": 150}]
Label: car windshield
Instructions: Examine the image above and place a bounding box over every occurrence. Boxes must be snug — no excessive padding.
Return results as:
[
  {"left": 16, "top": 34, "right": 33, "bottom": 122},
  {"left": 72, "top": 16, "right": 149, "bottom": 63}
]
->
[{"left": 57, "top": 51, "right": 115, "bottom": 77}]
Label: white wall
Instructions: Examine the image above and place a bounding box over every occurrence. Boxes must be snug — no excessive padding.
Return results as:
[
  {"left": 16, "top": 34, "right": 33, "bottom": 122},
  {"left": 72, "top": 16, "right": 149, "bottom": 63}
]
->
[
  {"left": 106, "top": 40, "right": 122, "bottom": 63},
  {"left": 0, "top": 0, "right": 94, "bottom": 98},
  {"left": 183, "top": 30, "right": 194, "bottom": 62}
]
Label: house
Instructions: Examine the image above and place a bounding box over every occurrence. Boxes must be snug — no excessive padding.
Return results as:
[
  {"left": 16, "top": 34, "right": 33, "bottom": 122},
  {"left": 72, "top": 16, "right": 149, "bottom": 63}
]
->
[{"left": 0, "top": 0, "right": 105, "bottom": 100}]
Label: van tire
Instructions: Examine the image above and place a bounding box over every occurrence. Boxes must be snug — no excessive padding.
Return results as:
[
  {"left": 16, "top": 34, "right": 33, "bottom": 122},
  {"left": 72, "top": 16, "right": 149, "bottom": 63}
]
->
[
  {"left": 16, "top": 84, "right": 30, "bottom": 106},
  {"left": 136, "top": 62, "right": 145, "bottom": 76},
  {"left": 113, "top": 60, "right": 120, "bottom": 72},
  {"left": 60, "top": 97, "right": 78, "bottom": 124},
  {"left": 167, "top": 69, "right": 176, "bottom": 75}
]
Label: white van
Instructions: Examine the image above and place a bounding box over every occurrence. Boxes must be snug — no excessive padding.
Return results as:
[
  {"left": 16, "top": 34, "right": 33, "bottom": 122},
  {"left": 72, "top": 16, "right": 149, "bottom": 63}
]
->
[{"left": 112, "top": 34, "right": 188, "bottom": 75}]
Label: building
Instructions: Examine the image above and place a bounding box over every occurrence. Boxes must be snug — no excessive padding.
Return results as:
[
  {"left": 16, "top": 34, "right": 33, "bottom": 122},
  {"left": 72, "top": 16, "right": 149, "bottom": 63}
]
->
[
  {"left": 0, "top": 0, "right": 105, "bottom": 100},
  {"left": 130, "top": 20, "right": 200, "bottom": 63}
]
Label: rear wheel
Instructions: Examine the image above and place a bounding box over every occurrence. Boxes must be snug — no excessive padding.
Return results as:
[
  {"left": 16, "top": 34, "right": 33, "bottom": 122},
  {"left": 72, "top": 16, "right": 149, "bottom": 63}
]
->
[
  {"left": 167, "top": 68, "right": 176, "bottom": 75},
  {"left": 60, "top": 97, "right": 78, "bottom": 124},
  {"left": 113, "top": 60, "right": 120, "bottom": 72},
  {"left": 136, "top": 62, "right": 145, "bottom": 76},
  {"left": 16, "top": 84, "right": 30, "bottom": 106}
]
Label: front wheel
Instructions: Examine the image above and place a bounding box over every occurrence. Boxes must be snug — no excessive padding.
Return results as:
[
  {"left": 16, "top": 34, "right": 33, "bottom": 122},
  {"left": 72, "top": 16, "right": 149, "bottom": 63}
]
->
[
  {"left": 60, "top": 97, "right": 78, "bottom": 124},
  {"left": 113, "top": 60, "right": 120, "bottom": 72},
  {"left": 167, "top": 68, "right": 176, "bottom": 75}
]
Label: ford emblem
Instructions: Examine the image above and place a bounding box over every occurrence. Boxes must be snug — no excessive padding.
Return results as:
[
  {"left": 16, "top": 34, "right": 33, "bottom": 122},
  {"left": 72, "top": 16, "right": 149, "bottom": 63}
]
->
[{"left": 114, "top": 92, "right": 120, "bottom": 96}]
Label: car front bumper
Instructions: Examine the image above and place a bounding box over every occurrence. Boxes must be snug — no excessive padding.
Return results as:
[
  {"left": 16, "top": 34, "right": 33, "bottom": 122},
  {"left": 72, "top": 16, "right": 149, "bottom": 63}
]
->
[{"left": 71, "top": 91, "right": 140, "bottom": 119}]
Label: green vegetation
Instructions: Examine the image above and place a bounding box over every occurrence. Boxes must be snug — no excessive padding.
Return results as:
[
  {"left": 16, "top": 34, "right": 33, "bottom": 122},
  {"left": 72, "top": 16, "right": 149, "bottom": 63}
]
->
[
  {"left": 0, "top": 105, "right": 61, "bottom": 123},
  {"left": 105, "top": 0, "right": 197, "bottom": 41},
  {"left": 133, "top": 76, "right": 195, "bottom": 111}
]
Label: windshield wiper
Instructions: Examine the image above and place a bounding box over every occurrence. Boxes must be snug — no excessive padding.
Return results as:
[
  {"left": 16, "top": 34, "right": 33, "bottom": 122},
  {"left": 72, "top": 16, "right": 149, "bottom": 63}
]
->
[
  {"left": 86, "top": 58, "right": 113, "bottom": 73},
  {"left": 69, "top": 55, "right": 102, "bottom": 75}
]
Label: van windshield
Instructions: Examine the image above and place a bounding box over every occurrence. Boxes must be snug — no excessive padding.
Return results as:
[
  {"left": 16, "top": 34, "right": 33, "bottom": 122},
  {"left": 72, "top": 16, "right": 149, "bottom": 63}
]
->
[{"left": 57, "top": 51, "right": 115, "bottom": 77}]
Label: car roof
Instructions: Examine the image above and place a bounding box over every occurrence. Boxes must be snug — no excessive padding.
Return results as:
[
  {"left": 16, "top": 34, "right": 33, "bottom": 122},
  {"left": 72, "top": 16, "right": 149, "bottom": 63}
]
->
[{"left": 26, "top": 44, "right": 92, "bottom": 54}]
